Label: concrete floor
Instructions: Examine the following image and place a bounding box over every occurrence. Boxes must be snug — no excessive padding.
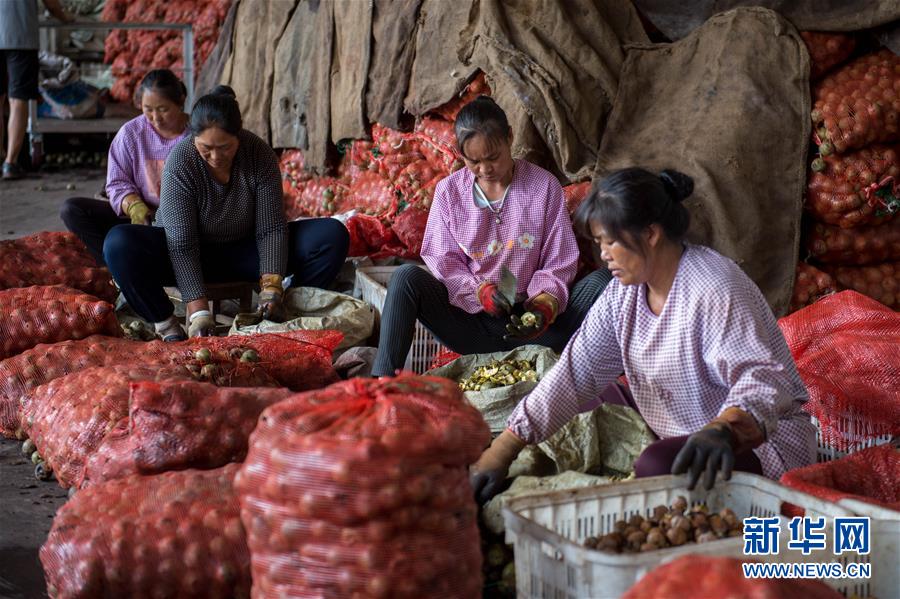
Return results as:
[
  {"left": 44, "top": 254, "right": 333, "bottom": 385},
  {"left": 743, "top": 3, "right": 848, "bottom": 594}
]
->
[
  {"left": 0, "top": 167, "right": 105, "bottom": 240},
  {"left": 0, "top": 168, "right": 105, "bottom": 598}
]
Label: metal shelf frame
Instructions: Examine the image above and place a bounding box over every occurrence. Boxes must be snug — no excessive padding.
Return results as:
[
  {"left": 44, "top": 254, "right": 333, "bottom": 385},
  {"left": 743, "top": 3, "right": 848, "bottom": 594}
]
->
[{"left": 27, "top": 21, "right": 194, "bottom": 164}]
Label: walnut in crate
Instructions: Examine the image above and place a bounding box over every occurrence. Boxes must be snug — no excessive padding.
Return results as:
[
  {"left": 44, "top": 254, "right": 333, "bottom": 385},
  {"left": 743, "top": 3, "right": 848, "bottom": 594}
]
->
[{"left": 583, "top": 497, "right": 743, "bottom": 553}]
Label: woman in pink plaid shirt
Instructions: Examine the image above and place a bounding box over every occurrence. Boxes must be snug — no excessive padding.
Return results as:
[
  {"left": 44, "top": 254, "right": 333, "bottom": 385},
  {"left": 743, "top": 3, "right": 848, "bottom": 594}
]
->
[
  {"left": 471, "top": 168, "right": 816, "bottom": 503},
  {"left": 372, "top": 97, "right": 612, "bottom": 376}
]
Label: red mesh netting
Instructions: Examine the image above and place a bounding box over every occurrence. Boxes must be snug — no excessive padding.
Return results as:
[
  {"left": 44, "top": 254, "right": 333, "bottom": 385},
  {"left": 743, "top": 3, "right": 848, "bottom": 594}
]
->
[
  {"left": 622, "top": 555, "right": 843, "bottom": 599},
  {"left": 128, "top": 379, "right": 292, "bottom": 475},
  {"left": 429, "top": 71, "right": 491, "bottom": 122},
  {"left": 40, "top": 464, "right": 250, "bottom": 599},
  {"left": 781, "top": 445, "right": 900, "bottom": 511},
  {"left": 428, "top": 348, "right": 462, "bottom": 371},
  {"left": 23, "top": 358, "right": 277, "bottom": 489},
  {"left": 339, "top": 170, "right": 398, "bottom": 217},
  {"left": 799, "top": 31, "right": 857, "bottom": 81},
  {"left": 789, "top": 262, "right": 840, "bottom": 313},
  {"left": 824, "top": 261, "right": 900, "bottom": 309},
  {"left": 0, "top": 286, "right": 120, "bottom": 360},
  {"left": 235, "top": 375, "right": 490, "bottom": 598},
  {"left": 778, "top": 291, "right": 900, "bottom": 450},
  {"left": 805, "top": 216, "right": 900, "bottom": 265},
  {"left": 0, "top": 331, "right": 342, "bottom": 438},
  {"left": 0, "top": 232, "right": 116, "bottom": 302},
  {"left": 811, "top": 49, "right": 900, "bottom": 155},
  {"left": 805, "top": 144, "right": 899, "bottom": 229}
]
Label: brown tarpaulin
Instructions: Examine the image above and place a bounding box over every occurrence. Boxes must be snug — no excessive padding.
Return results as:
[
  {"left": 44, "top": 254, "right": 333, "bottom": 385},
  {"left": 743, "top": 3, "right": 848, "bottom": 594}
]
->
[
  {"left": 595, "top": 7, "right": 809, "bottom": 315},
  {"left": 366, "top": 0, "right": 423, "bottom": 131},
  {"left": 330, "top": 0, "right": 373, "bottom": 142},
  {"left": 268, "top": 0, "right": 334, "bottom": 169},
  {"left": 633, "top": 0, "right": 900, "bottom": 40},
  {"left": 221, "top": 0, "right": 296, "bottom": 140},
  {"left": 460, "top": 0, "right": 648, "bottom": 182},
  {"left": 403, "top": 0, "right": 478, "bottom": 117}
]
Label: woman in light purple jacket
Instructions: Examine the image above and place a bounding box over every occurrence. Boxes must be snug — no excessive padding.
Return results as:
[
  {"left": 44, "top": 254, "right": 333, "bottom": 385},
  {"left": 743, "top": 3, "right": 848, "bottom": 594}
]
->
[
  {"left": 372, "top": 97, "right": 612, "bottom": 376},
  {"left": 60, "top": 69, "right": 189, "bottom": 264}
]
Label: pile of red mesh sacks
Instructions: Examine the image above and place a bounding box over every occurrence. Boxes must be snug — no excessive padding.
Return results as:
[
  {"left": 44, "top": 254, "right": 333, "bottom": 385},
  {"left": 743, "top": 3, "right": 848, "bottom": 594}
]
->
[
  {"left": 791, "top": 39, "right": 900, "bottom": 312},
  {"left": 280, "top": 73, "right": 491, "bottom": 260},
  {"left": 102, "top": 0, "right": 231, "bottom": 103}
]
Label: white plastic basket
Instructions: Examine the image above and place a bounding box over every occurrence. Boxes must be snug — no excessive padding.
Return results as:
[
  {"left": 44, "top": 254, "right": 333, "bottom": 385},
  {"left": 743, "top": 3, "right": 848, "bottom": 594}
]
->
[
  {"left": 812, "top": 414, "right": 895, "bottom": 463},
  {"left": 353, "top": 266, "right": 445, "bottom": 374},
  {"left": 502, "top": 472, "right": 885, "bottom": 599},
  {"left": 837, "top": 498, "right": 900, "bottom": 599}
]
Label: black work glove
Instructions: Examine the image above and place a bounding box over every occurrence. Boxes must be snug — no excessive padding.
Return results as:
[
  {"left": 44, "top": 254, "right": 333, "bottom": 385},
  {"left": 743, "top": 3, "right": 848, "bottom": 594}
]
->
[
  {"left": 671, "top": 422, "right": 735, "bottom": 490},
  {"left": 469, "top": 430, "right": 525, "bottom": 504}
]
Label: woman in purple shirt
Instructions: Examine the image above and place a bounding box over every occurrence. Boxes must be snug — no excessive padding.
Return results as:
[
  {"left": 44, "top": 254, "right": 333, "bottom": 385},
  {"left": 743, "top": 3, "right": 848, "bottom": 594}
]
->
[
  {"left": 372, "top": 97, "right": 612, "bottom": 376},
  {"left": 471, "top": 168, "right": 816, "bottom": 503},
  {"left": 60, "top": 69, "right": 189, "bottom": 264}
]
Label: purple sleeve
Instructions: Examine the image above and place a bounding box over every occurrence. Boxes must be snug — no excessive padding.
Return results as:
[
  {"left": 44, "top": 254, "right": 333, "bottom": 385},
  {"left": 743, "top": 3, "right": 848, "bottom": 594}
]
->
[
  {"left": 420, "top": 181, "right": 483, "bottom": 314},
  {"left": 526, "top": 179, "right": 579, "bottom": 310},
  {"left": 703, "top": 281, "right": 808, "bottom": 440},
  {"left": 105, "top": 127, "right": 140, "bottom": 216},
  {"left": 507, "top": 287, "right": 624, "bottom": 443}
]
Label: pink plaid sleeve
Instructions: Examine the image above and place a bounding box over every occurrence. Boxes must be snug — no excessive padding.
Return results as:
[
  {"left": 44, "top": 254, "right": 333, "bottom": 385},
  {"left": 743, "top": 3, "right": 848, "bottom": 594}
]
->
[
  {"left": 507, "top": 285, "right": 624, "bottom": 443},
  {"left": 702, "top": 277, "right": 808, "bottom": 440},
  {"left": 420, "top": 180, "right": 483, "bottom": 314},
  {"left": 106, "top": 126, "right": 140, "bottom": 216},
  {"left": 526, "top": 179, "right": 579, "bottom": 311}
]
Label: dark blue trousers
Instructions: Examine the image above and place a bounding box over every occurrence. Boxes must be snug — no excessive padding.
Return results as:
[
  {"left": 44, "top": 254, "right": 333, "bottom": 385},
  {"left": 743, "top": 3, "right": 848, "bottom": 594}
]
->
[{"left": 103, "top": 219, "right": 349, "bottom": 322}]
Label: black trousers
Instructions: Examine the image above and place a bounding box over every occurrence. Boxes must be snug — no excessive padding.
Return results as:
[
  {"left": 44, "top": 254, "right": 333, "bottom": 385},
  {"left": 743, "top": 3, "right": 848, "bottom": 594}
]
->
[
  {"left": 59, "top": 197, "right": 127, "bottom": 266},
  {"left": 102, "top": 219, "right": 350, "bottom": 322},
  {"left": 372, "top": 265, "right": 612, "bottom": 376}
]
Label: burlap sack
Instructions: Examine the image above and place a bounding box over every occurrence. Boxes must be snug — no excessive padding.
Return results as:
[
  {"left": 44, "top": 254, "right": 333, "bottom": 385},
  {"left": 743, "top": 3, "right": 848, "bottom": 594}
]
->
[
  {"left": 330, "top": 0, "right": 372, "bottom": 143},
  {"left": 221, "top": 0, "right": 295, "bottom": 141},
  {"left": 594, "top": 7, "right": 809, "bottom": 315},
  {"left": 459, "top": 0, "right": 648, "bottom": 182},
  {"left": 195, "top": 0, "right": 238, "bottom": 98},
  {"left": 366, "top": 0, "right": 422, "bottom": 130},
  {"left": 229, "top": 288, "right": 375, "bottom": 350},
  {"left": 634, "top": 0, "right": 900, "bottom": 41},
  {"left": 403, "top": 0, "right": 478, "bottom": 117}
]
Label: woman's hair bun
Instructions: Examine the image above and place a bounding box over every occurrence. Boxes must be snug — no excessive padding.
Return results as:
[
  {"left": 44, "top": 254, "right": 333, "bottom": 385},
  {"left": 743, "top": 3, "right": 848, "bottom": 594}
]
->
[
  {"left": 658, "top": 169, "right": 694, "bottom": 203},
  {"left": 210, "top": 85, "right": 237, "bottom": 99}
]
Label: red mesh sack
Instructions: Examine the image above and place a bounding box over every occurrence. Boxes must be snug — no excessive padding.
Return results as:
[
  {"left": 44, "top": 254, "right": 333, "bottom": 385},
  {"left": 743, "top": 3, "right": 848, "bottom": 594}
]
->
[
  {"left": 100, "top": 0, "right": 127, "bottom": 21},
  {"left": 22, "top": 364, "right": 197, "bottom": 488},
  {"left": 806, "top": 144, "right": 900, "bottom": 228},
  {"left": 371, "top": 123, "right": 419, "bottom": 158},
  {"left": 339, "top": 170, "right": 398, "bottom": 217},
  {"left": 805, "top": 216, "right": 900, "bottom": 265},
  {"left": 622, "top": 555, "right": 843, "bottom": 599},
  {"left": 0, "top": 331, "right": 341, "bottom": 438},
  {"left": 811, "top": 49, "right": 900, "bottom": 154},
  {"left": 336, "top": 139, "right": 375, "bottom": 183},
  {"left": 414, "top": 117, "right": 464, "bottom": 174},
  {"left": 297, "top": 177, "right": 348, "bottom": 217},
  {"left": 0, "top": 232, "right": 116, "bottom": 301},
  {"left": 40, "top": 464, "right": 250, "bottom": 599},
  {"left": 778, "top": 291, "right": 900, "bottom": 451},
  {"left": 563, "top": 181, "right": 592, "bottom": 215},
  {"left": 235, "top": 375, "right": 490, "bottom": 598},
  {"left": 825, "top": 261, "right": 900, "bottom": 309},
  {"left": 0, "top": 286, "right": 120, "bottom": 360},
  {"left": 799, "top": 31, "right": 857, "bottom": 81},
  {"left": 781, "top": 445, "right": 900, "bottom": 511},
  {"left": 391, "top": 206, "right": 430, "bottom": 256},
  {"left": 345, "top": 214, "right": 405, "bottom": 258},
  {"left": 128, "top": 380, "right": 292, "bottom": 474},
  {"left": 393, "top": 159, "right": 443, "bottom": 204},
  {"left": 789, "top": 262, "right": 840, "bottom": 313},
  {"left": 428, "top": 348, "right": 462, "bottom": 370},
  {"left": 430, "top": 71, "right": 491, "bottom": 122}
]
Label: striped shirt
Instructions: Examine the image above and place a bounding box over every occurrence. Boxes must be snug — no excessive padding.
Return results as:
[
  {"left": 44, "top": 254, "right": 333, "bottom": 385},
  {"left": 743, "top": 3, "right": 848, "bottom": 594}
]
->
[
  {"left": 105, "top": 115, "right": 189, "bottom": 216},
  {"left": 508, "top": 244, "right": 816, "bottom": 479},
  {"left": 156, "top": 129, "right": 287, "bottom": 302},
  {"left": 421, "top": 160, "right": 579, "bottom": 314}
]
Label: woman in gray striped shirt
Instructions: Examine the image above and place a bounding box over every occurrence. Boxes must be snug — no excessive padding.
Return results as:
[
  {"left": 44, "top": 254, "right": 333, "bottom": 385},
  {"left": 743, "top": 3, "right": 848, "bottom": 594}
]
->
[{"left": 103, "top": 86, "right": 349, "bottom": 340}]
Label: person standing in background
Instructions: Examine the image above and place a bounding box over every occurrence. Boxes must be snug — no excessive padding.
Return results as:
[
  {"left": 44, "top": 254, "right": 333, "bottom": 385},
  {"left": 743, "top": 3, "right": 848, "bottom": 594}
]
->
[{"left": 0, "top": 0, "right": 73, "bottom": 179}]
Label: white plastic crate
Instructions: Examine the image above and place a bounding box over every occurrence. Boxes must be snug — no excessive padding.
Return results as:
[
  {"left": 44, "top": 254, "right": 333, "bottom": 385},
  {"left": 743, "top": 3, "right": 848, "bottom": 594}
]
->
[
  {"left": 502, "top": 472, "right": 886, "bottom": 599},
  {"left": 838, "top": 498, "right": 900, "bottom": 599},
  {"left": 354, "top": 265, "right": 445, "bottom": 374},
  {"left": 812, "top": 414, "right": 895, "bottom": 463}
]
